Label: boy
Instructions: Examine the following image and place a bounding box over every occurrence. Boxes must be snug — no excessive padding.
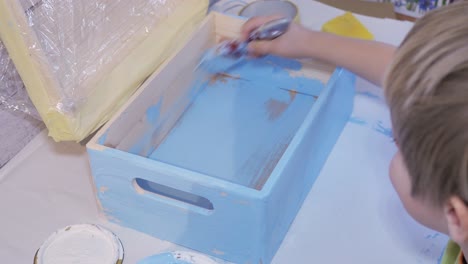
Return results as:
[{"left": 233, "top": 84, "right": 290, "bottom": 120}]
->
[{"left": 241, "top": 2, "right": 468, "bottom": 263}]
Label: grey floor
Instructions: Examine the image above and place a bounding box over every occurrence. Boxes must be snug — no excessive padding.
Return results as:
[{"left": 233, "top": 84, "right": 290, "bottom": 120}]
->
[
  {"left": 1, "top": 40, "right": 44, "bottom": 168},
  {"left": 0, "top": 109, "right": 44, "bottom": 168}
]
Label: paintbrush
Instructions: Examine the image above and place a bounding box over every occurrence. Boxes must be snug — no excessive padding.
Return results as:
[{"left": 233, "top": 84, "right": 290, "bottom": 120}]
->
[{"left": 197, "top": 17, "right": 292, "bottom": 73}]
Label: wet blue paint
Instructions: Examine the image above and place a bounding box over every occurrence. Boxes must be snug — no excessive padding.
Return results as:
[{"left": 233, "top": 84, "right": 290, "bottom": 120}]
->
[
  {"left": 98, "top": 130, "right": 108, "bottom": 145},
  {"left": 149, "top": 55, "right": 323, "bottom": 189},
  {"left": 262, "top": 55, "right": 302, "bottom": 71},
  {"left": 138, "top": 253, "right": 192, "bottom": 264},
  {"left": 146, "top": 102, "right": 163, "bottom": 124},
  {"left": 87, "top": 54, "right": 356, "bottom": 263},
  {"left": 198, "top": 48, "right": 246, "bottom": 73},
  {"left": 127, "top": 99, "right": 163, "bottom": 156}
]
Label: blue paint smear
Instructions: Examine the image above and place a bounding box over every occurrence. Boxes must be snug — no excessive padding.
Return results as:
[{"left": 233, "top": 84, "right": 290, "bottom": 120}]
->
[
  {"left": 138, "top": 253, "right": 191, "bottom": 264},
  {"left": 425, "top": 233, "right": 440, "bottom": 239},
  {"left": 126, "top": 76, "right": 208, "bottom": 157},
  {"left": 349, "top": 117, "right": 393, "bottom": 139},
  {"left": 349, "top": 116, "right": 367, "bottom": 126},
  {"left": 357, "top": 91, "right": 381, "bottom": 100},
  {"left": 146, "top": 55, "right": 324, "bottom": 189},
  {"left": 146, "top": 101, "right": 163, "bottom": 124},
  {"left": 199, "top": 49, "right": 246, "bottom": 74},
  {"left": 374, "top": 121, "right": 393, "bottom": 138},
  {"left": 261, "top": 55, "right": 302, "bottom": 71},
  {"left": 98, "top": 130, "right": 108, "bottom": 145},
  {"left": 437, "top": 245, "right": 446, "bottom": 264}
]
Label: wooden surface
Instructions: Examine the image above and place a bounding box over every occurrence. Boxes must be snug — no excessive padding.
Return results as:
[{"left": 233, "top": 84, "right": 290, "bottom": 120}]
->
[
  {"left": 395, "top": 12, "right": 418, "bottom": 22},
  {"left": 314, "top": 0, "right": 396, "bottom": 18}
]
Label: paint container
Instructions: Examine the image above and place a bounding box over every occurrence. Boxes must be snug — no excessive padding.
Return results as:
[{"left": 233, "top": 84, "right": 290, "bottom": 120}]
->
[
  {"left": 239, "top": 0, "right": 299, "bottom": 23},
  {"left": 34, "top": 224, "right": 124, "bottom": 264}
]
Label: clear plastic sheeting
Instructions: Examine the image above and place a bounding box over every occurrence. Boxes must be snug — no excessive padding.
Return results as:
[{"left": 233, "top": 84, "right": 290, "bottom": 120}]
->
[
  {"left": 0, "top": 40, "right": 40, "bottom": 119},
  {"left": 0, "top": 0, "right": 208, "bottom": 141},
  {"left": 23, "top": 0, "right": 180, "bottom": 113}
]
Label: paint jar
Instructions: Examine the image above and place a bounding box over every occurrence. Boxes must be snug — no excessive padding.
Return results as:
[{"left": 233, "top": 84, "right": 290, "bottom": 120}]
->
[
  {"left": 34, "top": 224, "right": 124, "bottom": 264},
  {"left": 238, "top": 0, "right": 300, "bottom": 23}
]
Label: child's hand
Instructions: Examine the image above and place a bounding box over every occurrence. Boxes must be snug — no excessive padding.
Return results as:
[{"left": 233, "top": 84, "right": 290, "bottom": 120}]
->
[{"left": 240, "top": 16, "right": 310, "bottom": 58}]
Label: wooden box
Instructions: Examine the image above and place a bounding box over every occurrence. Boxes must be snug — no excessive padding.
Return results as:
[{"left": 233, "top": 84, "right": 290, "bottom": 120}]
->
[{"left": 87, "top": 12, "right": 355, "bottom": 264}]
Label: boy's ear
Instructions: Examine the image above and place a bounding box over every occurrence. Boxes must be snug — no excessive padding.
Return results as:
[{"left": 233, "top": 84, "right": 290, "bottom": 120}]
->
[{"left": 444, "top": 196, "right": 468, "bottom": 244}]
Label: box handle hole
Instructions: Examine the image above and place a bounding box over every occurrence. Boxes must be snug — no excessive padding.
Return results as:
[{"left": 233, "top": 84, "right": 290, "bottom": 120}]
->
[{"left": 134, "top": 178, "right": 214, "bottom": 211}]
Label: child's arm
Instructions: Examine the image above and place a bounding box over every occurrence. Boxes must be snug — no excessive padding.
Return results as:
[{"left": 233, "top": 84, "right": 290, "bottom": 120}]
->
[{"left": 241, "top": 17, "right": 396, "bottom": 87}]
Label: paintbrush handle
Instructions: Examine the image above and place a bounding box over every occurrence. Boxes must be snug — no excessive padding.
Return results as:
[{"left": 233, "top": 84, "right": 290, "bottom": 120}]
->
[
  {"left": 248, "top": 18, "right": 292, "bottom": 41},
  {"left": 214, "top": 18, "right": 291, "bottom": 58}
]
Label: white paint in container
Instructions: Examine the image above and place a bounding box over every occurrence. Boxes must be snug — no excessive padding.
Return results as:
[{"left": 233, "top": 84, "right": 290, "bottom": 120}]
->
[{"left": 34, "top": 224, "right": 124, "bottom": 264}]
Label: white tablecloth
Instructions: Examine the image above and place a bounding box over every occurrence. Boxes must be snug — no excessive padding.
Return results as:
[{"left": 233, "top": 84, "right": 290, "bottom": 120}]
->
[{"left": 0, "top": 1, "right": 448, "bottom": 263}]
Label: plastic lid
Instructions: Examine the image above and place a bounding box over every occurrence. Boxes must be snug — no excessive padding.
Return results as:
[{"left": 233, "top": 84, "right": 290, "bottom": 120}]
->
[{"left": 34, "top": 224, "right": 124, "bottom": 264}]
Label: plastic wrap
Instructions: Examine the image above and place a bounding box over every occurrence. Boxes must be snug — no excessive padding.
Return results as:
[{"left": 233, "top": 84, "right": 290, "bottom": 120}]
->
[
  {"left": 0, "top": 0, "right": 208, "bottom": 141},
  {"left": 0, "top": 39, "right": 40, "bottom": 119}
]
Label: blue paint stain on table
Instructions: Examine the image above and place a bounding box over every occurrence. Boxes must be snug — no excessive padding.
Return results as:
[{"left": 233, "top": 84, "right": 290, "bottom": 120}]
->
[
  {"left": 147, "top": 56, "right": 324, "bottom": 189},
  {"left": 137, "top": 252, "right": 193, "bottom": 264},
  {"left": 137, "top": 251, "right": 220, "bottom": 264}
]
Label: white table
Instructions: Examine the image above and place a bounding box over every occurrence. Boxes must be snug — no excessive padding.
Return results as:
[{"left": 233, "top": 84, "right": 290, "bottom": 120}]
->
[{"left": 0, "top": 1, "right": 448, "bottom": 263}]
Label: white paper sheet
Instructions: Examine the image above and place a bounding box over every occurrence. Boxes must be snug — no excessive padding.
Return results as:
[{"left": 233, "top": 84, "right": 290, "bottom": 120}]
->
[{"left": 0, "top": 1, "right": 448, "bottom": 263}]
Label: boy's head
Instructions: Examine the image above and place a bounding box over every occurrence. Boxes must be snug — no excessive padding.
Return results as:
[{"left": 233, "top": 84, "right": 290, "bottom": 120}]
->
[{"left": 384, "top": 1, "right": 468, "bottom": 242}]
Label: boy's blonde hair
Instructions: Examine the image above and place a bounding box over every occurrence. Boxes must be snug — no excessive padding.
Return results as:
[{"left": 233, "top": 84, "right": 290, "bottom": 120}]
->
[{"left": 384, "top": 1, "right": 468, "bottom": 206}]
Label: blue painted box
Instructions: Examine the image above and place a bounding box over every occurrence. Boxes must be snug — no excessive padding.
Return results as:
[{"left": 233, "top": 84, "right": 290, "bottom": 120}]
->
[{"left": 87, "top": 13, "right": 355, "bottom": 264}]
